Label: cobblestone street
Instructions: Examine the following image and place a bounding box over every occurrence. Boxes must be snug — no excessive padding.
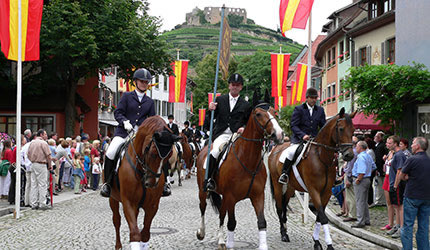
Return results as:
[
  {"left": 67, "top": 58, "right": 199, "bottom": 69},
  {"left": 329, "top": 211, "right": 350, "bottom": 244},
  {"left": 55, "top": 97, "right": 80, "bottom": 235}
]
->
[{"left": 0, "top": 174, "right": 382, "bottom": 250}]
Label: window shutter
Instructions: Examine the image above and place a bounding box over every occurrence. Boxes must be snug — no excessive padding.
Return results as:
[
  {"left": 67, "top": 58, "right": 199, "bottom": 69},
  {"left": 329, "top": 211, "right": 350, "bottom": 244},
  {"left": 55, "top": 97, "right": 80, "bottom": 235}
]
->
[
  {"left": 381, "top": 42, "right": 386, "bottom": 64},
  {"left": 367, "top": 46, "right": 372, "bottom": 65},
  {"left": 355, "top": 51, "right": 359, "bottom": 67}
]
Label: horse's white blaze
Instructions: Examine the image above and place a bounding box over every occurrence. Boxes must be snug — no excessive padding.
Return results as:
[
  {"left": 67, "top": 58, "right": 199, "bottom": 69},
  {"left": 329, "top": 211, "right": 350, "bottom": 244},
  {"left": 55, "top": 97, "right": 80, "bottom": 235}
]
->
[
  {"left": 268, "top": 112, "right": 284, "bottom": 141},
  {"left": 226, "top": 230, "right": 235, "bottom": 248}
]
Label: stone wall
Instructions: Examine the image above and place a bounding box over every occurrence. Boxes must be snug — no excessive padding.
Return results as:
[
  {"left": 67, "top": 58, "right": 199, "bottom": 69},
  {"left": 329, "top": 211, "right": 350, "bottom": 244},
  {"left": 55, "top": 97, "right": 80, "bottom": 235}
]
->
[{"left": 185, "top": 6, "right": 247, "bottom": 26}]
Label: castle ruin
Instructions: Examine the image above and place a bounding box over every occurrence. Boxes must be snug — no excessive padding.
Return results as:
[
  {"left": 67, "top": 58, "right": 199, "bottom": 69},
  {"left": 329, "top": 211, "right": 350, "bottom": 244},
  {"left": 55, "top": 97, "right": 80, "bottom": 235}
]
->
[{"left": 186, "top": 7, "right": 247, "bottom": 26}]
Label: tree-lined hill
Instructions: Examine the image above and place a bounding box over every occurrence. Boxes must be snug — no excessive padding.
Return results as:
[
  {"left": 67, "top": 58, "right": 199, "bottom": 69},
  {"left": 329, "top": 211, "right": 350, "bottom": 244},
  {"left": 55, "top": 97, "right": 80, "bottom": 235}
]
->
[{"left": 161, "top": 23, "right": 304, "bottom": 68}]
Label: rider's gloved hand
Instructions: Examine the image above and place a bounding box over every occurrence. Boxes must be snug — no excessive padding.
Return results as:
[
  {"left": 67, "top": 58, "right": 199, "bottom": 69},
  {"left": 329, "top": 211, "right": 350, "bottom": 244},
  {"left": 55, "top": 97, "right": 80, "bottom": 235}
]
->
[{"left": 123, "top": 120, "right": 133, "bottom": 132}]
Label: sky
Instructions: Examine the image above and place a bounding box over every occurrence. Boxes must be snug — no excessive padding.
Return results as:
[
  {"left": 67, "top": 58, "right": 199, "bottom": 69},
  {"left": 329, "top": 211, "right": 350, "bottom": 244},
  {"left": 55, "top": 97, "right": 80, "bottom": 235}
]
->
[{"left": 147, "top": 0, "right": 353, "bottom": 45}]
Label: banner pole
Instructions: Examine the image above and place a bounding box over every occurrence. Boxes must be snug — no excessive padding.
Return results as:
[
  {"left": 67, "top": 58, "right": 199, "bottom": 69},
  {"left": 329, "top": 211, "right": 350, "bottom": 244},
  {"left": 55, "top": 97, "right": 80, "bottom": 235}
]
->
[
  {"left": 307, "top": 10, "right": 312, "bottom": 90},
  {"left": 15, "top": 0, "right": 23, "bottom": 219},
  {"left": 204, "top": 5, "right": 226, "bottom": 184}
]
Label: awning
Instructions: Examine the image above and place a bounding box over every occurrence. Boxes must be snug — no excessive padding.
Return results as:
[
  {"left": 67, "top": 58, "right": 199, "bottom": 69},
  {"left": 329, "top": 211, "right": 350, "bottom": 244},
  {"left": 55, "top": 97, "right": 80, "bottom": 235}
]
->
[
  {"left": 352, "top": 112, "right": 390, "bottom": 131},
  {"left": 99, "top": 119, "right": 118, "bottom": 126}
]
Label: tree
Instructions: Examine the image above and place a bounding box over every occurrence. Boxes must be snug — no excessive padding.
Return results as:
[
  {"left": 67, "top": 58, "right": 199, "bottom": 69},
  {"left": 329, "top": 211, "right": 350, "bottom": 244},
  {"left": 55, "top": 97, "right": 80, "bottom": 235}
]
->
[
  {"left": 227, "top": 14, "right": 244, "bottom": 28},
  {"left": 344, "top": 63, "right": 430, "bottom": 131},
  {"left": 278, "top": 104, "right": 300, "bottom": 137},
  {"left": 32, "top": 0, "right": 172, "bottom": 136}
]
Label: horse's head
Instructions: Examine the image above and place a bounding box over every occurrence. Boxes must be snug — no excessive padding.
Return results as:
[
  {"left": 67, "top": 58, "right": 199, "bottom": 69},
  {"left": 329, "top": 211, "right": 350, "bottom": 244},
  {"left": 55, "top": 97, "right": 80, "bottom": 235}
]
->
[
  {"left": 143, "top": 130, "right": 181, "bottom": 188},
  {"left": 251, "top": 89, "right": 284, "bottom": 144},
  {"left": 327, "top": 107, "right": 357, "bottom": 161}
]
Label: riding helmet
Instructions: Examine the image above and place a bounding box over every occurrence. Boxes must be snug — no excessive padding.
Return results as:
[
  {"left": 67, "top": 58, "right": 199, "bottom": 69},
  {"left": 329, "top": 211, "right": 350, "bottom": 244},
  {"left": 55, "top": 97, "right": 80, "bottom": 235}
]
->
[
  {"left": 133, "top": 68, "right": 152, "bottom": 81},
  {"left": 228, "top": 73, "right": 244, "bottom": 85},
  {"left": 305, "top": 87, "right": 319, "bottom": 98}
]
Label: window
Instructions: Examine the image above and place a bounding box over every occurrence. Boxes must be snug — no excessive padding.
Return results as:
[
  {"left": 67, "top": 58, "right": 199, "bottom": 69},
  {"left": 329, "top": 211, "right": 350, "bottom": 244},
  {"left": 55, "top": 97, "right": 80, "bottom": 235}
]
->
[
  {"left": 163, "top": 75, "right": 168, "bottom": 91},
  {"left": 327, "top": 50, "right": 331, "bottom": 67},
  {"left": 155, "top": 75, "right": 159, "bottom": 89},
  {"left": 162, "top": 101, "right": 167, "bottom": 116},
  {"left": 345, "top": 39, "right": 350, "bottom": 58},
  {"left": 384, "top": 0, "right": 392, "bottom": 13},
  {"left": 387, "top": 38, "right": 395, "bottom": 64},
  {"left": 332, "top": 84, "right": 336, "bottom": 100},
  {"left": 0, "top": 115, "right": 54, "bottom": 135},
  {"left": 360, "top": 47, "right": 367, "bottom": 66},
  {"left": 332, "top": 47, "right": 336, "bottom": 66},
  {"left": 370, "top": 3, "right": 378, "bottom": 19},
  {"left": 154, "top": 100, "right": 160, "bottom": 115},
  {"left": 339, "top": 40, "right": 344, "bottom": 62}
]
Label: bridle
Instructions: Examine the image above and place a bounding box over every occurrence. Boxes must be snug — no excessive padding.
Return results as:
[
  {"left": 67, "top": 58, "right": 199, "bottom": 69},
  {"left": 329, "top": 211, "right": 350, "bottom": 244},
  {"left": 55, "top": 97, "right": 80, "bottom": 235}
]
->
[
  {"left": 125, "top": 132, "right": 173, "bottom": 188},
  {"left": 239, "top": 103, "right": 276, "bottom": 144},
  {"left": 310, "top": 117, "right": 353, "bottom": 155}
]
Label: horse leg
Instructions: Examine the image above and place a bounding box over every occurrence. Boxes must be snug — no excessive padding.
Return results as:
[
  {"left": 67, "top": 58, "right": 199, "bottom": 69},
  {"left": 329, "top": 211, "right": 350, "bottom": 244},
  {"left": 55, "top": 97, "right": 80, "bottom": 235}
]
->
[
  {"left": 122, "top": 200, "right": 141, "bottom": 250},
  {"left": 226, "top": 204, "right": 237, "bottom": 249},
  {"left": 281, "top": 187, "right": 295, "bottom": 242},
  {"left": 177, "top": 165, "right": 182, "bottom": 186},
  {"left": 250, "top": 194, "right": 268, "bottom": 250},
  {"left": 109, "top": 198, "right": 122, "bottom": 250},
  {"left": 217, "top": 197, "right": 228, "bottom": 250},
  {"left": 309, "top": 190, "right": 334, "bottom": 250},
  {"left": 196, "top": 189, "right": 207, "bottom": 240},
  {"left": 140, "top": 205, "right": 159, "bottom": 250}
]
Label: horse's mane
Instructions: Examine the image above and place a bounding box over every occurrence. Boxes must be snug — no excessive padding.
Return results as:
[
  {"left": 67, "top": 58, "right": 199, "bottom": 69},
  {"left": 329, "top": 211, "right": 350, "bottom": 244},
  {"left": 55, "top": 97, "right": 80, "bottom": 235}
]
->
[
  {"left": 315, "top": 112, "right": 353, "bottom": 142},
  {"left": 136, "top": 116, "right": 167, "bottom": 142}
]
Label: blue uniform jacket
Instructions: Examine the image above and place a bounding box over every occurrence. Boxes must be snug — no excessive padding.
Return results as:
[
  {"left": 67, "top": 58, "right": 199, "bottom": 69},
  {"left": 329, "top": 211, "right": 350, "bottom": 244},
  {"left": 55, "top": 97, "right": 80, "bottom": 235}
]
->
[
  {"left": 291, "top": 103, "right": 326, "bottom": 144},
  {"left": 114, "top": 91, "right": 155, "bottom": 138}
]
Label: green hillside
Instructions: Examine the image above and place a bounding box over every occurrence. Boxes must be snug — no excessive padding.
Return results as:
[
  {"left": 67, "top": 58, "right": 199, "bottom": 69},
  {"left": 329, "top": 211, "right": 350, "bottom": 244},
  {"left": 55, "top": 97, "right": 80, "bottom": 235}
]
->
[{"left": 161, "top": 24, "right": 304, "bottom": 68}]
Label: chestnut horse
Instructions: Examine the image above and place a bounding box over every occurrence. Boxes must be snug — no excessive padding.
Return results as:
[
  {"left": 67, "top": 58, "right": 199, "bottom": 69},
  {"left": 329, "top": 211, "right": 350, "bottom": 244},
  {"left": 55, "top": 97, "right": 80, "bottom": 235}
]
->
[
  {"left": 268, "top": 108, "right": 356, "bottom": 250},
  {"left": 108, "top": 116, "right": 180, "bottom": 250},
  {"left": 196, "top": 92, "right": 284, "bottom": 250}
]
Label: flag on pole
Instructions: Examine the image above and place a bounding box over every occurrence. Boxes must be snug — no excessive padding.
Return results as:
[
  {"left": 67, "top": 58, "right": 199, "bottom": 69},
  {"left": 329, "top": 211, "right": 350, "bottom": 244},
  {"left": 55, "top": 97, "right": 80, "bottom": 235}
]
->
[
  {"left": 290, "top": 80, "right": 297, "bottom": 105},
  {"left": 279, "top": 0, "right": 315, "bottom": 36},
  {"left": 118, "top": 79, "right": 127, "bottom": 92},
  {"left": 295, "top": 63, "right": 308, "bottom": 103},
  {"left": 198, "top": 109, "right": 206, "bottom": 126},
  {"left": 0, "top": 0, "right": 44, "bottom": 61},
  {"left": 208, "top": 93, "right": 221, "bottom": 107},
  {"left": 169, "top": 60, "right": 189, "bottom": 103},
  {"left": 271, "top": 53, "right": 290, "bottom": 97},
  {"left": 275, "top": 96, "right": 288, "bottom": 110}
]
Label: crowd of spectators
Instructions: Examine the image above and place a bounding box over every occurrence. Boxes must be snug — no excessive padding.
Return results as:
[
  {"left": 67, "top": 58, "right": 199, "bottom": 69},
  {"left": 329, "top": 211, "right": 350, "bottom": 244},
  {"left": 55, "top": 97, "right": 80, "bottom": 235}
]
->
[{"left": 0, "top": 129, "right": 111, "bottom": 210}]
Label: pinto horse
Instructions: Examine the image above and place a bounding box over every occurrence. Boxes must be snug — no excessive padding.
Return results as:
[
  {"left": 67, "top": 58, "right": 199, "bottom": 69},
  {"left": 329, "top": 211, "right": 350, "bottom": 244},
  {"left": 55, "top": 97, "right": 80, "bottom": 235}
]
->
[
  {"left": 268, "top": 108, "right": 356, "bottom": 250},
  {"left": 108, "top": 116, "right": 180, "bottom": 250},
  {"left": 196, "top": 91, "right": 284, "bottom": 250}
]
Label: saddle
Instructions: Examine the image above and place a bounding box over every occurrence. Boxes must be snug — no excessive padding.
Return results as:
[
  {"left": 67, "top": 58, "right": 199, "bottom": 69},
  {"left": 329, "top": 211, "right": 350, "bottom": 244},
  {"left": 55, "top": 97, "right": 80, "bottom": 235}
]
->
[
  {"left": 215, "top": 133, "right": 241, "bottom": 169},
  {"left": 113, "top": 135, "right": 135, "bottom": 174},
  {"left": 175, "top": 142, "right": 183, "bottom": 157}
]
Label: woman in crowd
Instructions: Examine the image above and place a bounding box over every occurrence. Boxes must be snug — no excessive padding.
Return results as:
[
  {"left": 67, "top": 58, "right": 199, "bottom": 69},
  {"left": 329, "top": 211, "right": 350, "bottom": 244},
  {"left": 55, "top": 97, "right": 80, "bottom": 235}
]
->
[
  {"left": 8, "top": 135, "right": 25, "bottom": 204},
  {"left": 381, "top": 148, "right": 395, "bottom": 231},
  {"left": 55, "top": 140, "right": 73, "bottom": 192},
  {"left": 399, "top": 138, "right": 412, "bottom": 159},
  {"left": 0, "top": 140, "right": 14, "bottom": 199}
]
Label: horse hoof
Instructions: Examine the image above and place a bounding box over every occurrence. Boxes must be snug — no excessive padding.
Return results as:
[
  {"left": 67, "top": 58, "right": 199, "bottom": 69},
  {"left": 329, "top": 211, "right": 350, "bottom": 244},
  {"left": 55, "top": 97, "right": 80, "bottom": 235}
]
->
[
  {"left": 281, "top": 234, "right": 290, "bottom": 242},
  {"left": 196, "top": 230, "right": 205, "bottom": 240},
  {"left": 218, "top": 244, "right": 227, "bottom": 250},
  {"left": 326, "top": 244, "right": 334, "bottom": 250},
  {"left": 179, "top": 182, "right": 182, "bottom": 186},
  {"left": 314, "top": 240, "right": 323, "bottom": 250}
]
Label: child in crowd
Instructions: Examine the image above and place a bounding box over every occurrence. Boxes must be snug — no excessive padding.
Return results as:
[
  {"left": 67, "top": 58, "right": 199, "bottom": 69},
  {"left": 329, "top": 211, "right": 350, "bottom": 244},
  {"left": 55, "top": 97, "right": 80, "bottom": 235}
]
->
[
  {"left": 82, "top": 149, "right": 91, "bottom": 191},
  {"left": 72, "top": 153, "right": 83, "bottom": 194},
  {"left": 92, "top": 157, "right": 101, "bottom": 191}
]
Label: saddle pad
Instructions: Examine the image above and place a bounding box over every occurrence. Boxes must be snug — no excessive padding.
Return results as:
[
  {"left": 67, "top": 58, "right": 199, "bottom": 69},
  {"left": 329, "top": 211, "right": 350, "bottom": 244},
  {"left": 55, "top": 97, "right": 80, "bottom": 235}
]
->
[
  {"left": 189, "top": 142, "right": 196, "bottom": 152},
  {"left": 202, "top": 133, "right": 240, "bottom": 170},
  {"left": 279, "top": 142, "right": 310, "bottom": 192},
  {"left": 175, "top": 141, "right": 183, "bottom": 155}
]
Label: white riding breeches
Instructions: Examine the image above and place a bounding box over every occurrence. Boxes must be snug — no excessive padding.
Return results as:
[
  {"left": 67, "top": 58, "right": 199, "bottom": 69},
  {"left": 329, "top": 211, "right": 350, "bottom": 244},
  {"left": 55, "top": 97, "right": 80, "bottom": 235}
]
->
[
  {"left": 105, "top": 136, "right": 126, "bottom": 160},
  {"left": 210, "top": 132, "right": 233, "bottom": 159},
  {"left": 279, "top": 143, "right": 300, "bottom": 163}
]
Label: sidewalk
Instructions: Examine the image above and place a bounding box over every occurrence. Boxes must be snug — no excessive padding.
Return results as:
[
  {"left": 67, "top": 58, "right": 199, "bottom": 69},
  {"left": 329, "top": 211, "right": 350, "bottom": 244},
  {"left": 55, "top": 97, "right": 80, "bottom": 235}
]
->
[
  {"left": 0, "top": 187, "right": 98, "bottom": 218},
  {"left": 326, "top": 196, "right": 421, "bottom": 250}
]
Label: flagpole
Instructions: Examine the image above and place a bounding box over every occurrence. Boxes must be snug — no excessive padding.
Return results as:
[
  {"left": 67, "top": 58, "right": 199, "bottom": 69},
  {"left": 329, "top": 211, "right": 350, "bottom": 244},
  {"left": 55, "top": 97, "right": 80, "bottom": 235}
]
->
[
  {"left": 15, "top": 0, "right": 23, "bottom": 219},
  {"left": 307, "top": 10, "right": 312, "bottom": 90},
  {"left": 204, "top": 5, "right": 225, "bottom": 184}
]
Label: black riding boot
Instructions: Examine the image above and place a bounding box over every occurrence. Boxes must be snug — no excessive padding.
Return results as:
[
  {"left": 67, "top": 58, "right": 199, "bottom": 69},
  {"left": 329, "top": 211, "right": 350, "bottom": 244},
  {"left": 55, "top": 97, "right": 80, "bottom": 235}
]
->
[
  {"left": 100, "top": 158, "right": 115, "bottom": 197},
  {"left": 278, "top": 159, "right": 293, "bottom": 185},
  {"left": 204, "top": 155, "right": 217, "bottom": 192}
]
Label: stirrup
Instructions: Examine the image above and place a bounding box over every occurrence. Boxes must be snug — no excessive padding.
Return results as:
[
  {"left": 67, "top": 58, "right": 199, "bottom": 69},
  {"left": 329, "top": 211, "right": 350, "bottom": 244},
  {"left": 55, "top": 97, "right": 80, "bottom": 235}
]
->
[
  {"left": 278, "top": 173, "right": 289, "bottom": 185},
  {"left": 206, "top": 178, "right": 216, "bottom": 192}
]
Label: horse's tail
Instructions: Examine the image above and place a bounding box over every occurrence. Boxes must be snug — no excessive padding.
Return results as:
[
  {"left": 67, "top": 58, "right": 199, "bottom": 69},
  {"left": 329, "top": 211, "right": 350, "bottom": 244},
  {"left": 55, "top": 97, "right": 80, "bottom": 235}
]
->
[{"left": 208, "top": 191, "right": 222, "bottom": 214}]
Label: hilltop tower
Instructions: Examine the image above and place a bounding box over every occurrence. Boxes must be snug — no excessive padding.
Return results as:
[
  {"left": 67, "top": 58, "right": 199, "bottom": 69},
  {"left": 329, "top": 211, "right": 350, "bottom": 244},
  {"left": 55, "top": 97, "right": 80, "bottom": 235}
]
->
[{"left": 185, "top": 6, "right": 247, "bottom": 25}]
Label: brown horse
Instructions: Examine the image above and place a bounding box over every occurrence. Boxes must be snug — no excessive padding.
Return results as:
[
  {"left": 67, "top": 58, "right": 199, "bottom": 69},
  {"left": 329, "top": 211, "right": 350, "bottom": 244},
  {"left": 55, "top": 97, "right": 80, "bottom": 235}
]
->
[
  {"left": 167, "top": 133, "right": 193, "bottom": 186},
  {"left": 108, "top": 116, "right": 181, "bottom": 250},
  {"left": 196, "top": 92, "right": 284, "bottom": 250},
  {"left": 268, "top": 108, "right": 356, "bottom": 250}
]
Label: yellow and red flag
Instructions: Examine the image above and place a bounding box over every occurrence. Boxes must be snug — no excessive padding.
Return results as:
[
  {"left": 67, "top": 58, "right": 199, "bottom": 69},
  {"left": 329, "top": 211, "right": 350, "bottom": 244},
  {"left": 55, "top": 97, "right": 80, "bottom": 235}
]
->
[
  {"left": 169, "top": 60, "right": 189, "bottom": 103},
  {"left": 290, "top": 81, "right": 297, "bottom": 105},
  {"left": 295, "top": 63, "right": 308, "bottom": 103},
  {"left": 0, "top": 0, "right": 44, "bottom": 61},
  {"left": 208, "top": 93, "right": 221, "bottom": 107},
  {"left": 271, "top": 53, "right": 290, "bottom": 97},
  {"left": 280, "top": 0, "right": 314, "bottom": 36},
  {"left": 198, "top": 109, "right": 206, "bottom": 126},
  {"left": 275, "top": 96, "right": 288, "bottom": 110}
]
